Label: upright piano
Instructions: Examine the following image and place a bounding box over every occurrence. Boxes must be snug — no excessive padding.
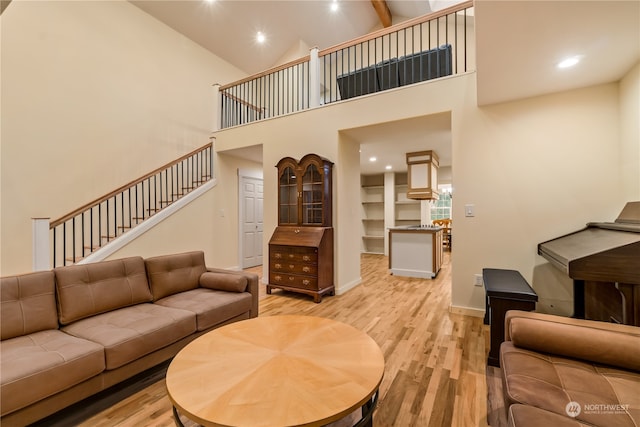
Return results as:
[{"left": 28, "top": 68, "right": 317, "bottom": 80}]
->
[{"left": 538, "top": 202, "right": 640, "bottom": 326}]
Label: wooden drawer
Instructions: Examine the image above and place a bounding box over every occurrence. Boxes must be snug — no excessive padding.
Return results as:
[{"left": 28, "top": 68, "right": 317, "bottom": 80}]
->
[
  {"left": 269, "top": 273, "right": 318, "bottom": 290},
  {"left": 270, "top": 261, "right": 318, "bottom": 276},
  {"left": 267, "top": 226, "right": 334, "bottom": 303},
  {"left": 271, "top": 246, "right": 318, "bottom": 264}
]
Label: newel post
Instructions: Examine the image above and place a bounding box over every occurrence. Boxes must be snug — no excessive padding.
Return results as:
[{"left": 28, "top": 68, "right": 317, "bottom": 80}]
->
[
  {"left": 32, "top": 218, "right": 50, "bottom": 271},
  {"left": 212, "top": 83, "right": 221, "bottom": 131},
  {"left": 309, "top": 47, "right": 321, "bottom": 108}
]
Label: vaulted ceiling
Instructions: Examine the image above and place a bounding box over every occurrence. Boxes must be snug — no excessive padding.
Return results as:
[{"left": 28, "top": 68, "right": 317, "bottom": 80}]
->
[
  {"left": 129, "top": 0, "right": 639, "bottom": 174},
  {"left": 130, "top": 0, "right": 453, "bottom": 76},
  {"left": 130, "top": 0, "right": 639, "bottom": 105}
]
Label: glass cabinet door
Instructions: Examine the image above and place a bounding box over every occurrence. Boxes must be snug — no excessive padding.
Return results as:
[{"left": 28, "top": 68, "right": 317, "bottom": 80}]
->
[
  {"left": 301, "top": 163, "right": 323, "bottom": 225},
  {"left": 276, "top": 154, "right": 332, "bottom": 227},
  {"left": 279, "top": 166, "right": 298, "bottom": 225}
]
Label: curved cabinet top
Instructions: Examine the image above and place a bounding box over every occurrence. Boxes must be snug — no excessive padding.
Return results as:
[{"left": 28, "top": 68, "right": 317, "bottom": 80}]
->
[{"left": 276, "top": 154, "right": 333, "bottom": 227}]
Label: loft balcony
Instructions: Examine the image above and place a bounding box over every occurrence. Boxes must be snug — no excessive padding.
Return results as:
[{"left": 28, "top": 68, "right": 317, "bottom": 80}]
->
[{"left": 217, "top": 1, "right": 475, "bottom": 129}]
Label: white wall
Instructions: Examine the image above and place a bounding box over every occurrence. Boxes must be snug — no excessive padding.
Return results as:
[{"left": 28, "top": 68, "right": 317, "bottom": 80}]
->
[
  {"left": 619, "top": 62, "right": 640, "bottom": 200},
  {"left": 0, "top": 0, "right": 246, "bottom": 275},
  {"left": 454, "top": 81, "right": 625, "bottom": 315},
  {"left": 106, "top": 153, "right": 263, "bottom": 269},
  {"left": 275, "top": 39, "right": 312, "bottom": 66},
  {"left": 336, "top": 132, "right": 363, "bottom": 293},
  {"left": 215, "top": 72, "right": 633, "bottom": 314}
]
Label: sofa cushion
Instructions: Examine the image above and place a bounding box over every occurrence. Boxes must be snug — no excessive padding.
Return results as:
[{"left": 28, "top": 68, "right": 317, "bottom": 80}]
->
[
  {"left": 501, "top": 342, "right": 640, "bottom": 427},
  {"left": 54, "top": 256, "right": 152, "bottom": 325},
  {"left": 1, "top": 271, "right": 58, "bottom": 340},
  {"left": 154, "top": 288, "right": 252, "bottom": 331},
  {"left": 61, "top": 304, "right": 196, "bottom": 370},
  {"left": 0, "top": 329, "right": 105, "bottom": 415},
  {"left": 145, "top": 251, "right": 207, "bottom": 301},
  {"left": 508, "top": 315, "right": 640, "bottom": 371},
  {"left": 508, "top": 404, "right": 592, "bottom": 427},
  {"left": 199, "top": 271, "right": 248, "bottom": 293}
]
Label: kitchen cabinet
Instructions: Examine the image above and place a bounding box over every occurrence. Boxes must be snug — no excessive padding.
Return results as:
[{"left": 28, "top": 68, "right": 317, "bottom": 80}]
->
[{"left": 268, "top": 154, "right": 334, "bottom": 302}]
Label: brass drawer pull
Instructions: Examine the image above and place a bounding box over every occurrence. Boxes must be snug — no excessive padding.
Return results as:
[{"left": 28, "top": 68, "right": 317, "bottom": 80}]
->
[
  {"left": 289, "top": 264, "right": 295, "bottom": 270},
  {"left": 288, "top": 276, "right": 295, "bottom": 281},
  {"left": 288, "top": 254, "right": 295, "bottom": 259},
  {"left": 302, "top": 266, "right": 310, "bottom": 273},
  {"left": 274, "top": 253, "right": 282, "bottom": 259},
  {"left": 274, "top": 263, "right": 282, "bottom": 269},
  {"left": 303, "top": 255, "right": 311, "bottom": 261},
  {"left": 274, "top": 275, "right": 282, "bottom": 281},
  {"left": 302, "top": 279, "right": 310, "bottom": 286}
]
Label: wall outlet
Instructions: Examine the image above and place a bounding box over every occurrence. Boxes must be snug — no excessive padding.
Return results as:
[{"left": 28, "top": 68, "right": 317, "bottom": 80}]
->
[{"left": 474, "top": 274, "right": 483, "bottom": 287}]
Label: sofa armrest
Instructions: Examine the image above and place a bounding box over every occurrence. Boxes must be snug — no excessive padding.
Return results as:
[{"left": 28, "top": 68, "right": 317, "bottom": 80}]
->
[
  {"left": 206, "top": 268, "right": 259, "bottom": 318},
  {"left": 504, "top": 310, "right": 640, "bottom": 371}
]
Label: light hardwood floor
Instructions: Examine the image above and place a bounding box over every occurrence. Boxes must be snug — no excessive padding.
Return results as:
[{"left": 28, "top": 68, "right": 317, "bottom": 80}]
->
[{"left": 72, "top": 252, "right": 507, "bottom": 427}]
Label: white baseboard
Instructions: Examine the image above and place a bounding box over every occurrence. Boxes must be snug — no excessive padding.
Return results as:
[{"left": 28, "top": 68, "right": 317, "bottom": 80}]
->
[
  {"left": 449, "top": 305, "right": 485, "bottom": 318},
  {"left": 336, "top": 277, "right": 362, "bottom": 295},
  {"left": 389, "top": 268, "right": 437, "bottom": 279}
]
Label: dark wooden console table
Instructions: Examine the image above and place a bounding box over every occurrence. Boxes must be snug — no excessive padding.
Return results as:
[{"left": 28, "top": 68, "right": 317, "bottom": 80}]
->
[{"left": 483, "top": 268, "right": 538, "bottom": 367}]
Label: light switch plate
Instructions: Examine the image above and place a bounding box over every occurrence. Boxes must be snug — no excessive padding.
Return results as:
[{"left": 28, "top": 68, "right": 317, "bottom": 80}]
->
[
  {"left": 465, "top": 204, "right": 475, "bottom": 217},
  {"left": 474, "top": 274, "right": 483, "bottom": 286}
]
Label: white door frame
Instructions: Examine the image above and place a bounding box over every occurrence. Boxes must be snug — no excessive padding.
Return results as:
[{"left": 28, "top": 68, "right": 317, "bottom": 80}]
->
[{"left": 238, "top": 168, "right": 264, "bottom": 269}]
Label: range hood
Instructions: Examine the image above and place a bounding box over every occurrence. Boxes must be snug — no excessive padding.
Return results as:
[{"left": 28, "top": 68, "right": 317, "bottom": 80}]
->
[{"left": 406, "top": 150, "right": 439, "bottom": 200}]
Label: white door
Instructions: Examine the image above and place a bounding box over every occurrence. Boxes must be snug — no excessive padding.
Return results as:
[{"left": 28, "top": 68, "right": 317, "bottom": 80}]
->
[{"left": 241, "top": 176, "right": 263, "bottom": 268}]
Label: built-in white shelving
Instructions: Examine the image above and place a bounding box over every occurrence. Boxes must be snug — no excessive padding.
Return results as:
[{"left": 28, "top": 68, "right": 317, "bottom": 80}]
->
[
  {"left": 361, "top": 175, "right": 385, "bottom": 254},
  {"left": 394, "top": 174, "right": 420, "bottom": 227},
  {"left": 361, "top": 172, "right": 435, "bottom": 254}
]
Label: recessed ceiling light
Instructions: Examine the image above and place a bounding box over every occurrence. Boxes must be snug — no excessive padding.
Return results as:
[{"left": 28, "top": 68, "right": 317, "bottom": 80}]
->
[
  {"left": 256, "top": 32, "right": 266, "bottom": 44},
  {"left": 369, "top": 157, "right": 377, "bottom": 162},
  {"left": 557, "top": 56, "right": 581, "bottom": 69},
  {"left": 385, "top": 165, "right": 392, "bottom": 170},
  {"left": 330, "top": 0, "right": 339, "bottom": 12}
]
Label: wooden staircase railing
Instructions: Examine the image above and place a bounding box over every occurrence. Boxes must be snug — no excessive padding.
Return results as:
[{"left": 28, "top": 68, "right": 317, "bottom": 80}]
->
[{"left": 49, "top": 143, "right": 213, "bottom": 267}]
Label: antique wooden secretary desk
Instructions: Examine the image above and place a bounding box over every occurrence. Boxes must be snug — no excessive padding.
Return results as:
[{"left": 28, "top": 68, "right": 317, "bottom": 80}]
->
[{"left": 267, "top": 154, "right": 335, "bottom": 303}]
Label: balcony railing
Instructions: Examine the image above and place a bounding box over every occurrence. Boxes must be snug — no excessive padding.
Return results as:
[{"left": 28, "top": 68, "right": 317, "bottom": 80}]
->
[
  {"left": 48, "top": 143, "right": 213, "bottom": 267},
  {"left": 221, "top": 57, "right": 311, "bottom": 128},
  {"left": 219, "top": 0, "right": 474, "bottom": 129}
]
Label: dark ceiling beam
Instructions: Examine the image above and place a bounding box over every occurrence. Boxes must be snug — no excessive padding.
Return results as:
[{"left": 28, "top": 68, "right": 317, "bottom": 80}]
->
[
  {"left": 370, "top": 0, "right": 392, "bottom": 28},
  {"left": 1, "top": 0, "right": 12, "bottom": 15}
]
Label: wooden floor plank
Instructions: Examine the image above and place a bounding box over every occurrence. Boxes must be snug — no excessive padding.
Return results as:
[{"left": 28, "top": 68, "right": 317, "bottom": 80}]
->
[{"left": 58, "top": 252, "right": 508, "bottom": 427}]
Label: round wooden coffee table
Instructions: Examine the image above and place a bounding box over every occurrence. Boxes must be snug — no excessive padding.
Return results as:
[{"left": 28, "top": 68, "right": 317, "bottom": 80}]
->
[{"left": 166, "top": 315, "right": 385, "bottom": 427}]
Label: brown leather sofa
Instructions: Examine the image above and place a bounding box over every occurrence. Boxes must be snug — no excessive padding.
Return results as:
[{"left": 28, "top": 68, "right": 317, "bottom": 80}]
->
[
  {"left": 0, "top": 251, "right": 259, "bottom": 426},
  {"left": 500, "top": 310, "right": 640, "bottom": 427}
]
